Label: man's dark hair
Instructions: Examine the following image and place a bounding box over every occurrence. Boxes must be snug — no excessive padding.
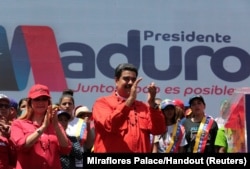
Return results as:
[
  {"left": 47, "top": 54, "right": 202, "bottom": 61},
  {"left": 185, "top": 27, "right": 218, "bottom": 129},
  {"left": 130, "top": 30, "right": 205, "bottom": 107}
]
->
[{"left": 115, "top": 63, "right": 138, "bottom": 78}]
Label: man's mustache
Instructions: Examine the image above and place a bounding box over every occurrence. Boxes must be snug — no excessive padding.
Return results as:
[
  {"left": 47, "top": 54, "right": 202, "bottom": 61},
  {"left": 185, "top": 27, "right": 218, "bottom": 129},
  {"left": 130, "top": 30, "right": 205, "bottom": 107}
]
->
[{"left": 124, "top": 85, "right": 132, "bottom": 89}]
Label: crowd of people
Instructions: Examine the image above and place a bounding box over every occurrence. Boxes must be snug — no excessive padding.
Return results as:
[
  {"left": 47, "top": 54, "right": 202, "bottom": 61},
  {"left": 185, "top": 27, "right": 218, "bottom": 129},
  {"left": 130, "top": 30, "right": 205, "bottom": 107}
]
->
[{"left": 0, "top": 63, "right": 246, "bottom": 169}]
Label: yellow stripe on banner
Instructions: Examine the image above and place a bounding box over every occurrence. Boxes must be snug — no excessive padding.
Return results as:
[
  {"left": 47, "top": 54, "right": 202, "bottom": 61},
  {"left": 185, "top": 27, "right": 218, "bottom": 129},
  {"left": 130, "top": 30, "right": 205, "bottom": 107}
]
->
[
  {"left": 166, "top": 123, "right": 178, "bottom": 153},
  {"left": 193, "top": 116, "right": 206, "bottom": 153}
]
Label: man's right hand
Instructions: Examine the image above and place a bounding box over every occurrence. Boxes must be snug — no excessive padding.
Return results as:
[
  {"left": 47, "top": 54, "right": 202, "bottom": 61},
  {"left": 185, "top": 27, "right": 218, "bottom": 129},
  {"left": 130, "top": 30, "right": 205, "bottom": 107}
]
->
[{"left": 126, "top": 77, "right": 142, "bottom": 107}]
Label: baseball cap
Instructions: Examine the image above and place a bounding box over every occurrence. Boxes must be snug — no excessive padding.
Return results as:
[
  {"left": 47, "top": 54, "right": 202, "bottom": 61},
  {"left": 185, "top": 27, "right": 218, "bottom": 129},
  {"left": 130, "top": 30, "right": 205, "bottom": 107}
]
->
[
  {"left": 28, "top": 84, "right": 51, "bottom": 99},
  {"left": 173, "top": 99, "right": 184, "bottom": 110},
  {"left": 0, "top": 94, "right": 10, "bottom": 103},
  {"left": 57, "top": 110, "right": 71, "bottom": 120},
  {"left": 189, "top": 95, "right": 205, "bottom": 105},
  {"left": 160, "top": 99, "right": 175, "bottom": 110},
  {"left": 75, "top": 106, "right": 92, "bottom": 117},
  {"left": 10, "top": 98, "right": 18, "bottom": 109}
]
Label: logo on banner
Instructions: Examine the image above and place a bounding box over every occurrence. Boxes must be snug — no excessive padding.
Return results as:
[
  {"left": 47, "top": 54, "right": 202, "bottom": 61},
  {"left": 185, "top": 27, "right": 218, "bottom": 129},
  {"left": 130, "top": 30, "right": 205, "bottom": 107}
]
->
[{"left": 0, "top": 26, "right": 67, "bottom": 91}]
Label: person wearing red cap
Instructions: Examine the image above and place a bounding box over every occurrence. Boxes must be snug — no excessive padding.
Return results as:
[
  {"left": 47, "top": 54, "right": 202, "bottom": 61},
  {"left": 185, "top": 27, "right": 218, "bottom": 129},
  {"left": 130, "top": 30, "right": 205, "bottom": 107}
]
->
[
  {"left": 173, "top": 99, "right": 185, "bottom": 121},
  {"left": 10, "top": 84, "right": 72, "bottom": 169},
  {"left": 173, "top": 99, "right": 184, "bottom": 110}
]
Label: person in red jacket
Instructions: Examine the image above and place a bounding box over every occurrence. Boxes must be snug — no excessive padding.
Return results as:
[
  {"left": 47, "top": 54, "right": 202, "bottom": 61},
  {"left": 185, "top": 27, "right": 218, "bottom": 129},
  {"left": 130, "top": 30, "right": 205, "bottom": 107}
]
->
[
  {"left": 92, "top": 63, "right": 165, "bottom": 153},
  {"left": 10, "top": 84, "right": 72, "bottom": 169},
  {"left": 0, "top": 94, "right": 17, "bottom": 169}
]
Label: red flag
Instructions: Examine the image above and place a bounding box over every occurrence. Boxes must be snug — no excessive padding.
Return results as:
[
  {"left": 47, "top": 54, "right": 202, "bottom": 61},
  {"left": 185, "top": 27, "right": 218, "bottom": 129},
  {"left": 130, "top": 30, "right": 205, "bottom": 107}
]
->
[{"left": 224, "top": 95, "right": 245, "bottom": 129}]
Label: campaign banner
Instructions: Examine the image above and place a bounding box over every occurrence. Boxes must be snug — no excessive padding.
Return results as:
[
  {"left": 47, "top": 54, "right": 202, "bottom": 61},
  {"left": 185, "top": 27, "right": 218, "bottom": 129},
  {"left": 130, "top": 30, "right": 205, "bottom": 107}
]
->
[{"left": 1, "top": 0, "right": 250, "bottom": 118}]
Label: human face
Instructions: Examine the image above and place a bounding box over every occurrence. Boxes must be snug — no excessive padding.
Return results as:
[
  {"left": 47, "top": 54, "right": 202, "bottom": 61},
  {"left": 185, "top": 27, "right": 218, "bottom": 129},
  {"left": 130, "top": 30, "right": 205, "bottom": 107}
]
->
[
  {"left": 31, "top": 96, "right": 50, "bottom": 114},
  {"left": 190, "top": 99, "right": 205, "bottom": 115},
  {"left": 115, "top": 70, "right": 137, "bottom": 98},
  {"left": 162, "top": 106, "right": 175, "bottom": 119},
  {"left": 59, "top": 97, "right": 74, "bottom": 116},
  {"left": 0, "top": 100, "right": 10, "bottom": 120},
  {"left": 20, "top": 100, "right": 27, "bottom": 111}
]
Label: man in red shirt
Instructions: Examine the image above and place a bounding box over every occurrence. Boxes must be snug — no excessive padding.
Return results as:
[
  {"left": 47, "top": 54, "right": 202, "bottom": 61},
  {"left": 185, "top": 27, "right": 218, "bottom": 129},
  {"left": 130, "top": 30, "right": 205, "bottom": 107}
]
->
[{"left": 92, "top": 63, "right": 165, "bottom": 152}]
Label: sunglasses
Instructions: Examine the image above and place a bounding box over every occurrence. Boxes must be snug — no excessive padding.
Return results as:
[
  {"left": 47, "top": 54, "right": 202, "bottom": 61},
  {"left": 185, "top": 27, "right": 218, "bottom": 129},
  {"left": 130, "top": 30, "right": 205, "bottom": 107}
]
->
[
  {"left": 0, "top": 104, "right": 10, "bottom": 109},
  {"left": 33, "top": 97, "right": 49, "bottom": 102}
]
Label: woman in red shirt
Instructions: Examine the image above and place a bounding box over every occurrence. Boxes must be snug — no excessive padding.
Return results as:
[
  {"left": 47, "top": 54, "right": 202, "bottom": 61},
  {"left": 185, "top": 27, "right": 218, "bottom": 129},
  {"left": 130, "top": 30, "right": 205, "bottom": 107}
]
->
[{"left": 10, "top": 84, "right": 72, "bottom": 169}]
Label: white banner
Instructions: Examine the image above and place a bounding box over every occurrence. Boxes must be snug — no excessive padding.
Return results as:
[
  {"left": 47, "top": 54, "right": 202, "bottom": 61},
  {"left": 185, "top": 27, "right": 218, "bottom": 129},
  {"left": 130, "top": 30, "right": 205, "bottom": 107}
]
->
[{"left": 1, "top": 0, "right": 250, "bottom": 118}]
